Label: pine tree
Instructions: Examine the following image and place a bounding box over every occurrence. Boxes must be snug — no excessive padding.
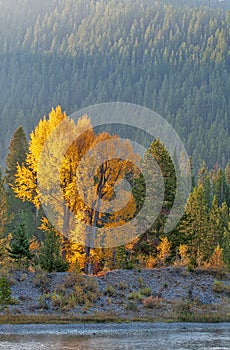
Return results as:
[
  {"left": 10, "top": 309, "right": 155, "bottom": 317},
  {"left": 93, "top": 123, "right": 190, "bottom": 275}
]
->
[
  {"left": 133, "top": 138, "right": 176, "bottom": 257},
  {"left": 7, "top": 222, "right": 32, "bottom": 265},
  {"left": 179, "top": 184, "right": 210, "bottom": 266},
  {"left": 0, "top": 168, "right": 8, "bottom": 264},
  {"left": 212, "top": 168, "right": 229, "bottom": 206},
  {"left": 198, "top": 161, "right": 212, "bottom": 206},
  {"left": 209, "top": 196, "right": 224, "bottom": 252},
  {"left": 38, "top": 223, "right": 69, "bottom": 273},
  {"left": 5, "top": 126, "right": 36, "bottom": 239},
  {"left": 5, "top": 126, "right": 27, "bottom": 186}
]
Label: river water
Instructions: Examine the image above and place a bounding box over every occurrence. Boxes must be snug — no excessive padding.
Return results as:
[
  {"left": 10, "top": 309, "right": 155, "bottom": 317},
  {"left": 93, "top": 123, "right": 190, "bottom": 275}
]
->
[{"left": 0, "top": 322, "right": 229, "bottom": 349}]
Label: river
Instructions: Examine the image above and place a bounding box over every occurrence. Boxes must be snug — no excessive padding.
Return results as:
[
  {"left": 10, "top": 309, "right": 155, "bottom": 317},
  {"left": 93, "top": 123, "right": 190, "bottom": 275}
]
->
[{"left": 0, "top": 322, "right": 229, "bottom": 349}]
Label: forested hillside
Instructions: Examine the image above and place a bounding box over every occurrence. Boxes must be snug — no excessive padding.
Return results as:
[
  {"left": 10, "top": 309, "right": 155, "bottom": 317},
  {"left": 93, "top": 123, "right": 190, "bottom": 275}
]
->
[{"left": 0, "top": 0, "right": 230, "bottom": 170}]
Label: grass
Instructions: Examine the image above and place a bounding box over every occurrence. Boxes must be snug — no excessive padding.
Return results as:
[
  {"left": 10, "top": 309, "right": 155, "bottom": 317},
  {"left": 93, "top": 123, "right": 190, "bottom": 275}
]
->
[
  {"left": 172, "top": 300, "right": 230, "bottom": 323},
  {"left": 213, "top": 280, "right": 230, "bottom": 295},
  {"left": 1, "top": 301, "right": 229, "bottom": 324}
]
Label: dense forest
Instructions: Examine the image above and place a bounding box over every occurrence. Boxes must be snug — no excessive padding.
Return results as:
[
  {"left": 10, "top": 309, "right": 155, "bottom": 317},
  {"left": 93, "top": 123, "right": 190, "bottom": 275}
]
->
[
  {"left": 0, "top": 0, "right": 230, "bottom": 276},
  {"left": 0, "top": 107, "right": 229, "bottom": 275},
  {"left": 0, "top": 0, "right": 230, "bottom": 171}
]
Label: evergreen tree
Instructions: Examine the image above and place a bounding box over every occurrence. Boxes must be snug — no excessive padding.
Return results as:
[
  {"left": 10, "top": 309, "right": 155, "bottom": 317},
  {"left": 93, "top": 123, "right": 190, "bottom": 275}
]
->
[
  {"left": 0, "top": 168, "right": 8, "bottom": 234},
  {"left": 198, "top": 161, "right": 212, "bottom": 206},
  {"left": 5, "top": 126, "right": 36, "bottom": 239},
  {"left": 179, "top": 184, "right": 210, "bottom": 266},
  {"left": 38, "top": 224, "right": 69, "bottom": 273},
  {"left": 133, "top": 138, "right": 176, "bottom": 257},
  {"left": 212, "top": 168, "right": 229, "bottom": 206},
  {"left": 223, "top": 227, "right": 230, "bottom": 268},
  {"left": 0, "top": 168, "right": 8, "bottom": 263},
  {"left": 7, "top": 222, "right": 32, "bottom": 265},
  {"left": 209, "top": 196, "right": 224, "bottom": 248},
  {"left": 5, "top": 126, "right": 27, "bottom": 186}
]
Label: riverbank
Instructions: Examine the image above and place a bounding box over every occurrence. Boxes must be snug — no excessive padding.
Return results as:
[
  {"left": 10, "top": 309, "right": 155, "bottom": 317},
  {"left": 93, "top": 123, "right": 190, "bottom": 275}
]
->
[{"left": 1, "top": 267, "right": 230, "bottom": 324}]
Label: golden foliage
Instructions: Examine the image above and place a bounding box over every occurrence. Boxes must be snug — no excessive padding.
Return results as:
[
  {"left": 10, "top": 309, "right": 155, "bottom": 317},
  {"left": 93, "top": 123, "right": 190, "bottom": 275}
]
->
[
  {"left": 157, "top": 237, "right": 171, "bottom": 267},
  {"left": 13, "top": 106, "right": 141, "bottom": 271},
  {"left": 204, "top": 244, "right": 226, "bottom": 270}
]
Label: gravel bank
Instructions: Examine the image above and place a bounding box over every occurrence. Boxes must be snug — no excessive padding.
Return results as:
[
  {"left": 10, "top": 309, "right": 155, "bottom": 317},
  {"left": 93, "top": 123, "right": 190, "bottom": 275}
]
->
[{"left": 1, "top": 268, "right": 230, "bottom": 320}]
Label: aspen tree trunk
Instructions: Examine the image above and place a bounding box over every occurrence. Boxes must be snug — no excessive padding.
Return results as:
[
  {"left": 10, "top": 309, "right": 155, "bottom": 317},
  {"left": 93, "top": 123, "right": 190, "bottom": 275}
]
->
[{"left": 62, "top": 202, "right": 70, "bottom": 261}]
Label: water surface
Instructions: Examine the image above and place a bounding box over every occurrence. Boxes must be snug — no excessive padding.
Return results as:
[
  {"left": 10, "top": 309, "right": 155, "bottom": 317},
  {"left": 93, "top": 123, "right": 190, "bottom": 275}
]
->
[{"left": 0, "top": 322, "right": 229, "bottom": 349}]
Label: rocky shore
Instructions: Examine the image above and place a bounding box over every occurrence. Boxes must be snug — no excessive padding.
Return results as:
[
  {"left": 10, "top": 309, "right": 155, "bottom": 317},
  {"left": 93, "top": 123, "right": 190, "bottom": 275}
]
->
[{"left": 1, "top": 268, "right": 230, "bottom": 323}]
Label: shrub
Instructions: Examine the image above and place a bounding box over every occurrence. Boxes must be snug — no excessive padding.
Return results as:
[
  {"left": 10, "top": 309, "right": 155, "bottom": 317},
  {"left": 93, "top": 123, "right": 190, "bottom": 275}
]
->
[
  {"left": 55, "top": 272, "right": 100, "bottom": 308},
  {"left": 104, "top": 284, "right": 117, "bottom": 297},
  {"left": 126, "top": 301, "right": 138, "bottom": 311},
  {"left": 138, "top": 277, "right": 144, "bottom": 288},
  {"left": 51, "top": 293, "right": 62, "bottom": 308},
  {"left": 33, "top": 271, "right": 49, "bottom": 290},
  {"left": 118, "top": 281, "right": 128, "bottom": 290},
  {"left": 140, "top": 287, "right": 152, "bottom": 297},
  {"left": 143, "top": 295, "right": 160, "bottom": 308},
  {"left": 128, "top": 291, "right": 143, "bottom": 301},
  {"left": 173, "top": 300, "right": 192, "bottom": 319},
  {"left": 0, "top": 276, "right": 12, "bottom": 305},
  {"left": 38, "top": 294, "right": 51, "bottom": 310},
  {"left": 63, "top": 272, "right": 85, "bottom": 288},
  {"left": 213, "top": 280, "right": 230, "bottom": 295}
]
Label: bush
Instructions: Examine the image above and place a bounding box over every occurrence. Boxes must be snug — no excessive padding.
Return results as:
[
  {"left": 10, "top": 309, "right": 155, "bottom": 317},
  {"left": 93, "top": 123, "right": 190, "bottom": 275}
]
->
[
  {"left": 55, "top": 272, "right": 100, "bottom": 308},
  {"left": 33, "top": 271, "right": 49, "bottom": 290},
  {"left": 104, "top": 284, "right": 117, "bottom": 297},
  {"left": 126, "top": 301, "right": 138, "bottom": 311},
  {"left": 118, "top": 282, "right": 128, "bottom": 290},
  {"left": 173, "top": 300, "right": 192, "bottom": 319},
  {"left": 143, "top": 296, "right": 160, "bottom": 308},
  {"left": 0, "top": 276, "right": 12, "bottom": 305},
  {"left": 213, "top": 280, "right": 230, "bottom": 295},
  {"left": 128, "top": 291, "right": 143, "bottom": 301},
  {"left": 140, "top": 287, "right": 152, "bottom": 297},
  {"left": 38, "top": 294, "right": 51, "bottom": 310}
]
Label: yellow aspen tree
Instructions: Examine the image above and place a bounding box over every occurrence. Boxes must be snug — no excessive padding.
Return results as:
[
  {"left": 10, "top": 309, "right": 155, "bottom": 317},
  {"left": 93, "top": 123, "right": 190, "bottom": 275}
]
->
[
  {"left": 178, "top": 244, "right": 189, "bottom": 267},
  {"left": 14, "top": 107, "right": 141, "bottom": 273},
  {"left": 206, "top": 244, "right": 226, "bottom": 270},
  {"left": 71, "top": 133, "right": 140, "bottom": 274},
  {"left": 157, "top": 236, "right": 171, "bottom": 267},
  {"left": 14, "top": 106, "right": 66, "bottom": 209}
]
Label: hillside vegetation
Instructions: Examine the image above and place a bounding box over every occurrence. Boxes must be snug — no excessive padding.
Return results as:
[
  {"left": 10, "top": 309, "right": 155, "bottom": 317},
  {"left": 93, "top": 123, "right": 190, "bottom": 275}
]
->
[{"left": 0, "top": 0, "right": 230, "bottom": 170}]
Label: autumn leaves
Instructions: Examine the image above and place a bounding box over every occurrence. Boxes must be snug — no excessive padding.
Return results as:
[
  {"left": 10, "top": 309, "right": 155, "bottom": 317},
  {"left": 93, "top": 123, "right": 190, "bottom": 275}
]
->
[{"left": 14, "top": 106, "right": 142, "bottom": 253}]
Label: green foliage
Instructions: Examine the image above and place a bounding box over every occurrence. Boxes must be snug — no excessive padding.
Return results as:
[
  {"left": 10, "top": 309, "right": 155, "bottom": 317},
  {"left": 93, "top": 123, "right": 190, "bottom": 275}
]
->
[
  {"left": 0, "top": 277, "right": 12, "bottom": 305},
  {"left": 173, "top": 300, "right": 192, "bottom": 320},
  {"left": 55, "top": 272, "right": 100, "bottom": 309},
  {"left": 116, "top": 245, "right": 133, "bottom": 269},
  {"left": 128, "top": 291, "right": 144, "bottom": 301},
  {"left": 32, "top": 270, "right": 49, "bottom": 290},
  {"left": 213, "top": 280, "right": 230, "bottom": 295},
  {"left": 0, "top": 1, "right": 230, "bottom": 272},
  {"left": 38, "top": 228, "right": 69, "bottom": 273},
  {"left": 0, "top": 0, "right": 229, "bottom": 172},
  {"left": 140, "top": 287, "right": 152, "bottom": 297},
  {"left": 5, "top": 126, "right": 27, "bottom": 186},
  {"left": 7, "top": 222, "right": 32, "bottom": 264},
  {"left": 104, "top": 284, "right": 117, "bottom": 297},
  {"left": 223, "top": 228, "right": 230, "bottom": 268},
  {"left": 126, "top": 301, "right": 138, "bottom": 311},
  {"left": 0, "top": 168, "right": 8, "bottom": 262},
  {"left": 133, "top": 139, "right": 176, "bottom": 256}
]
